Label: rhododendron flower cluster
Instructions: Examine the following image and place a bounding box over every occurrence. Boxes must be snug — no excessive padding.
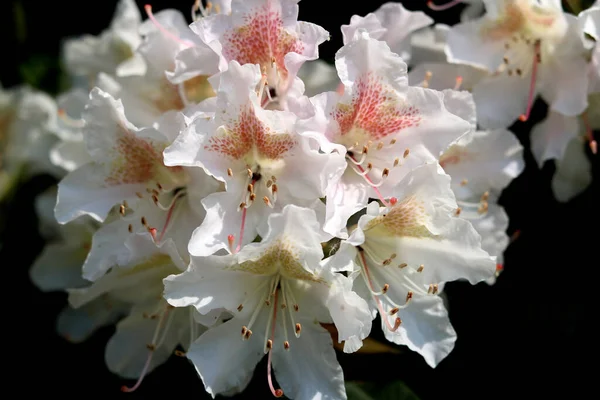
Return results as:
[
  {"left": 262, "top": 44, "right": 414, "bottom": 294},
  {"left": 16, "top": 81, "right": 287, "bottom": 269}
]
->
[{"left": 12, "top": 0, "right": 596, "bottom": 399}]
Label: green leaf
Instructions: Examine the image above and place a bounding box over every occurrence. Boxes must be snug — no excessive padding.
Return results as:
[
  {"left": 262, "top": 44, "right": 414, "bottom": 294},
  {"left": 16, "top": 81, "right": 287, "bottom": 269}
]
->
[{"left": 346, "top": 381, "right": 421, "bottom": 400}]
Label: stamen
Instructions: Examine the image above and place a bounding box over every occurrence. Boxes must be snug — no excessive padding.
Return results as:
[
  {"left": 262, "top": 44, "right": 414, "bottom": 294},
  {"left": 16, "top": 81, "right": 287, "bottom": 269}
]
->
[
  {"left": 235, "top": 208, "right": 247, "bottom": 253},
  {"left": 428, "top": 284, "right": 439, "bottom": 294},
  {"left": 266, "top": 289, "right": 284, "bottom": 398},
  {"left": 144, "top": 5, "right": 195, "bottom": 48},
  {"left": 427, "top": 0, "right": 463, "bottom": 11},
  {"left": 271, "top": 184, "right": 278, "bottom": 203},
  {"left": 347, "top": 154, "right": 390, "bottom": 207},
  {"left": 357, "top": 249, "right": 401, "bottom": 332},
  {"left": 121, "top": 305, "right": 171, "bottom": 392},
  {"left": 421, "top": 71, "right": 432, "bottom": 88},
  {"left": 156, "top": 191, "right": 186, "bottom": 243},
  {"left": 518, "top": 41, "right": 541, "bottom": 122}
]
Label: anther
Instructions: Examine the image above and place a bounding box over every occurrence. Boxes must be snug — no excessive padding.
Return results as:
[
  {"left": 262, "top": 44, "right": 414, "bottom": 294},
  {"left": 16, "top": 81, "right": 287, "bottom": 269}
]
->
[
  {"left": 406, "top": 291, "right": 413, "bottom": 302},
  {"left": 399, "top": 263, "right": 407, "bottom": 268},
  {"left": 382, "top": 284, "right": 389, "bottom": 294},
  {"left": 119, "top": 204, "right": 126, "bottom": 215},
  {"left": 382, "top": 168, "right": 390, "bottom": 178},
  {"left": 455, "top": 207, "right": 462, "bottom": 216},
  {"left": 295, "top": 323, "right": 302, "bottom": 335},
  {"left": 237, "top": 304, "right": 244, "bottom": 312},
  {"left": 417, "top": 264, "right": 424, "bottom": 272},
  {"left": 283, "top": 341, "right": 290, "bottom": 350},
  {"left": 454, "top": 76, "right": 463, "bottom": 90},
  {"left": 460, "top": 179, "right": 468, "bottom": 186},
  {"left": 228, "top": 234, "right": 235, "bottom": 252},
  {"left": 266, "top": 339, "right": 273, "bottom": 350},
  {"left": 128, "top": 224, "right": 133, "bottom": 233},
  {"left": 174, "top": 350, "right": 186, "bottom": 357},
  {"left": 146, "top": 344, "right": 156, "bottom": 351},
  {"left": 227, "top": 168, "right": 233, "bottom": 176},
  {"left": 389, "top": 307, "right": 399, "bottom": 315},
  {"left": 403, "top": 148, "right": 410, "bottom": 158},
  {"left": 478, "top": 201, "right": 489, "bottom": 214},
  {"left": 393, "top": 158, "right": 400, "bottom": 167},
  {"left": 141, "top": 216, "right": 148, "bottom": 226},
  {"left": 377, "top": 142, "right": 384, "bottom": 151}
]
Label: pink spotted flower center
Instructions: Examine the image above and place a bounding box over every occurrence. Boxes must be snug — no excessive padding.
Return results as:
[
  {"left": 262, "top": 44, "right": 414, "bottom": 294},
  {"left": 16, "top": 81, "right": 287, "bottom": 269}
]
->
[{"left": 222, "top": 4, "right": 305, "bottom": 95}]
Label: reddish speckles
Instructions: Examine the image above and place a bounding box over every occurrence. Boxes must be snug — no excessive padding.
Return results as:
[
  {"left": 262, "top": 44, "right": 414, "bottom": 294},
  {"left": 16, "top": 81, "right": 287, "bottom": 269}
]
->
[
  {"left": 105, "top": 125, "right": 177, "bottom": 186},
  {"left": 205, "top": 107, "right": 296, "bottom": 160},
  {"left": 333, "top": 72, "right": 421, "bottom": 140},
  {"left": 222, "top": 5, "right": 304, "bottom": 80}
]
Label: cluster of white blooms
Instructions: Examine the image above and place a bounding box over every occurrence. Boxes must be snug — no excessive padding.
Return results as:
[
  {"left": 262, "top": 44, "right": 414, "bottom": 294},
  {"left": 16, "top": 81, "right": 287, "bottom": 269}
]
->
[{"left": 20, "top": 0, "right": 598, "bottom": 399}]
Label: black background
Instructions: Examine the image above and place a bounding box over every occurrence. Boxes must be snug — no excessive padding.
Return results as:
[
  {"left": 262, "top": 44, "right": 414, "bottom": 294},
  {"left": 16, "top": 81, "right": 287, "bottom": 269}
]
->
[{"left": 3, "top": 1, "right": 597, "bottom": 399}]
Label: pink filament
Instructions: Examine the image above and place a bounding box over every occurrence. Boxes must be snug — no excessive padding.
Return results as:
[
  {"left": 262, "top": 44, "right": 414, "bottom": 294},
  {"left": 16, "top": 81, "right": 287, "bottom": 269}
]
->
[
  {"left": 358, "top": 250, "right": 401, "bottom": 332},
  {"left": 349, "top": 154, "right": 390, "bottom": 207},
  {"left": 235, "top": 207, "right": 247, "bottom": 253},
  {"left": 267, "top": 290, "right": 284, "bottom": 397},
  {"left": 519, "top": 43, "right": 541, "bottom": 122},
  {"left": 427, "top": 0, "right": 463, "bottom": 11},
  {"left": 144, "top": 5, "right": 196, "bottom": 48},
  {"left": 121, "top": 307, "right": 171, "bottom": 393}
]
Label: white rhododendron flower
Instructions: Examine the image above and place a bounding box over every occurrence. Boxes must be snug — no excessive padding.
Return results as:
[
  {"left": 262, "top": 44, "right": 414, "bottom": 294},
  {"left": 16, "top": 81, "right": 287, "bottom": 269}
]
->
[
  {"left": 164, "top": 205, "right": 371, "bottom": 399},
  {"left": 446, "top": 0, "right": 591, "bottom": 128},
  {"left": 63, "top": 0, "right": 142, "bottom": 82},
  {"left": 299, "top": 31, "right": 473, "bottom": 237},
  {"left": 67, "top": 234, "right": 206, "bottom": 390},
  {"left": 325, "top": 163, "right": 496, "bottom": 367},
  {"left": 55, "top": 88, "right": 191, "bottom": 224},
  {"left": 439, "top": 128, "right": 524, "bottom": 270},
  {"left": 165, "top": 61, "right": 341, "bottom": 256},
  {"left": 187, "top": 0, "right": 329, "bottom": 106},
  {"left": 531, "top": 100, "right": 599, "bottom": 202},
  {"left": 0, "top": 85, "right": 62, "bottom": 199},
  {"left": 96, "top": 7, "right": 218, "bottom": 127}
]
